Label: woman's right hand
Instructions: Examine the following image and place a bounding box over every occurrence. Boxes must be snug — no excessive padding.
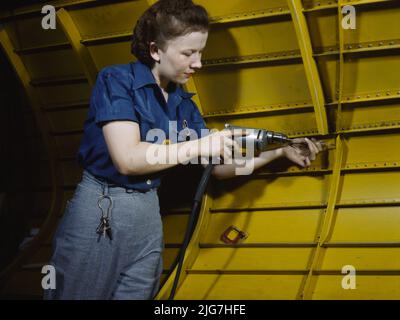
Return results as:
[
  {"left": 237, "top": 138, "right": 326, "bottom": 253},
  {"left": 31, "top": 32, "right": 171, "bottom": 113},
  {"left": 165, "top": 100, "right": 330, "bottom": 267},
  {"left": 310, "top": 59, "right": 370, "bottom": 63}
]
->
[{"left": 197, "top": 129, "right": 242, "bottom": 161}]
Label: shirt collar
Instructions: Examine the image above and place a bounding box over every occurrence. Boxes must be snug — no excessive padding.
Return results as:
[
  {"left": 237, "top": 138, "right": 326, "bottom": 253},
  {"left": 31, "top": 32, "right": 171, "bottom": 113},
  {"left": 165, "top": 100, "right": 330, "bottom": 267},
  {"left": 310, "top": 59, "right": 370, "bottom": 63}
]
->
[
  {"left": 131, "top": 61, "right": 157, "bottom": 89},
  {"left": 131, "top": 61, "right": 196, "bottom": 99}
]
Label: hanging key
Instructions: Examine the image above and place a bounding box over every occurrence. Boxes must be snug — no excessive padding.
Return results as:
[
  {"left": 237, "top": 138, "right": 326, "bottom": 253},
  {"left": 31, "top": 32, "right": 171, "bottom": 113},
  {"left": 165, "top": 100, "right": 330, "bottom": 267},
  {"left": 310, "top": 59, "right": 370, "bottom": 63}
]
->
[
  {"left": 97, "top": 195, "right": 113, "bottom": 241},
  {"left": 103, "top": 217, "right": 113, "bottom": 240}
]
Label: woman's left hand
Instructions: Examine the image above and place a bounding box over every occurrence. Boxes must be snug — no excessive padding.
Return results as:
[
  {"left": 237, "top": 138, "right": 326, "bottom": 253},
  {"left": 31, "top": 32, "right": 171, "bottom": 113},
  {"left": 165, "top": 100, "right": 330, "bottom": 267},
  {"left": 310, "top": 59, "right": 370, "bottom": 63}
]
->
[{"left": 282, "top": 138, "right": 323, "bottom": 167}]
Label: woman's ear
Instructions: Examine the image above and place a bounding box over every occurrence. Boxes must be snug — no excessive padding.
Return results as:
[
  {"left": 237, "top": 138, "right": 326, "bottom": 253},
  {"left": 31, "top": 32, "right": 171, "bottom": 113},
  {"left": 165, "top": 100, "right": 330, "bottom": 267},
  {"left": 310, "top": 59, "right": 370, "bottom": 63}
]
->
[{"left": 149, "top": 42, "right": 160, "bottom": 63}]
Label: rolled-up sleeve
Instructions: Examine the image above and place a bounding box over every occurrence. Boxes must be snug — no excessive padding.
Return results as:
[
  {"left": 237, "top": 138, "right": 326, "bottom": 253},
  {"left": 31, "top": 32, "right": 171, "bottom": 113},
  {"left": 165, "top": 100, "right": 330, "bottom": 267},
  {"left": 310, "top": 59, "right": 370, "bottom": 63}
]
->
[{"left": 93, "top": 67, "right": 138, "bottom": 125}]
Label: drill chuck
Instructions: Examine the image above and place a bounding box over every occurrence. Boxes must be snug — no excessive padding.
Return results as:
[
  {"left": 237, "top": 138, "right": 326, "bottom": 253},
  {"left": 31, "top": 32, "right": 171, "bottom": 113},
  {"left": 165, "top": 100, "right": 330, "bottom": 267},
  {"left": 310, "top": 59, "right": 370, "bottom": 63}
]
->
[{"left": 225, "top": 124, "right": 291, "bottom": 152}]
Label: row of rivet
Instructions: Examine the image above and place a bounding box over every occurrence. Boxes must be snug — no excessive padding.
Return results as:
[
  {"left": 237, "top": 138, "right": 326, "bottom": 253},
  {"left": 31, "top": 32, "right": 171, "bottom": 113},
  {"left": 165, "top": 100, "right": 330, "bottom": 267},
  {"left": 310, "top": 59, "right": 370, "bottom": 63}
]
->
[
  {"left": 202, "top": 51, "right": 301, "bottom": 67},
  {"left": 210, "top": 7, "right": 290, "bottom": 23},
  {"left": 340, "top": 121, "right": 400, "bottom": 131},
  {"left": 305, "top": 0, "right": 389, "bottom": 11},
  {"left": 337, "top": 89, "right": 400, "bottom": 102},
  {"left": 202, "top": 102, "right": 312, "bottom": 117},
  {"left": 345, "top": 161, "right": 400, "bottom": 169}
]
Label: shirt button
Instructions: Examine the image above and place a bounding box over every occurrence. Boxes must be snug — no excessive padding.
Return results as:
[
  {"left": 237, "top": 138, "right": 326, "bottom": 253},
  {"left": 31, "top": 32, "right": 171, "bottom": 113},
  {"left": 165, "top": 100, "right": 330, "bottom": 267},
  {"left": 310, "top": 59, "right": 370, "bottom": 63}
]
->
[{"left": 146, "top": 179, "right": 152, "bottom": 185}]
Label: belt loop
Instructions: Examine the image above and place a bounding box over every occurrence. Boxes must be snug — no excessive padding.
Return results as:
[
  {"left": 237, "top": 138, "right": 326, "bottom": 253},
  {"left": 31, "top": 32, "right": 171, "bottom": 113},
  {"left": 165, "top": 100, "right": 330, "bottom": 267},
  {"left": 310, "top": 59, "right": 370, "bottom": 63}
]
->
[{"left": 102, "top": 180, "right": 109, "bottom": 196}]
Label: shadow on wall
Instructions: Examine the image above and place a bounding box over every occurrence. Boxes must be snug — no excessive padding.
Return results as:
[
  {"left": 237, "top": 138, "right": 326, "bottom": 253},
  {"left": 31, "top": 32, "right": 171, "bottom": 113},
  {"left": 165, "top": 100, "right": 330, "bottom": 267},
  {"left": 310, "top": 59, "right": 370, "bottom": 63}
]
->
[{"left": 0, "top": 46, "right": 39, "bottom": 270}]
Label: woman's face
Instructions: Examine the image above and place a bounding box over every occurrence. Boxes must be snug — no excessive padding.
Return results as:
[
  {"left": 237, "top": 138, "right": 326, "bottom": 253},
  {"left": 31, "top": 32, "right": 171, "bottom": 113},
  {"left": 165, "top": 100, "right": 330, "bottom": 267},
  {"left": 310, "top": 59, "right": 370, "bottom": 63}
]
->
[{"left": 151, "top": 31, "right": 208, "bottom": 85}]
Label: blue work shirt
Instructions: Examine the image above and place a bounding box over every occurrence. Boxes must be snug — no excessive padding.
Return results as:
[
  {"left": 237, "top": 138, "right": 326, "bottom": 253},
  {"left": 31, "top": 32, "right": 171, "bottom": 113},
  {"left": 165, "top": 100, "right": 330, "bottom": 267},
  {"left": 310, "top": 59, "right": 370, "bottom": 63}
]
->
[{"left": 77, "top": 61, "right": 208, "bottom": 191}]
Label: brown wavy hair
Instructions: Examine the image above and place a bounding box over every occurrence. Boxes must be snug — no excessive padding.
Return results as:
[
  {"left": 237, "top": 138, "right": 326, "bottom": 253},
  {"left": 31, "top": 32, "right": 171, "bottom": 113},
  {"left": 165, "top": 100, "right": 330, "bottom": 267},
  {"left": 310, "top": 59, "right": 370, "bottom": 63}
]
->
[{"left": 131, "top": 0, "right": 209, "bottom": 67}]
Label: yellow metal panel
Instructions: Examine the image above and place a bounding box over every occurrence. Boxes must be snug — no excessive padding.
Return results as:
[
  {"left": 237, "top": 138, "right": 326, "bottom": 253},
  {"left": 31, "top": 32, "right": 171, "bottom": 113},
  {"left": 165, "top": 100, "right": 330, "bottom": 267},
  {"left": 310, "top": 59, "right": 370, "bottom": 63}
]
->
[
  {"left": 316, "top": 56, "right": 340, "bottom": 102},
  {"left": 4, "top": 16, "right": 68, "bottom": 49},
  {"left": 334, "top": 102, "right": 400, "bottom": 132},
  {"left": 344, "top": 5, "right": 400, "bottom": 45},
  {"left": 175, "top": 274, "right": 304, "bottom": 299},
  {"left": 206, "top": 111, "right": 318, "bottom": 137},
  {"left": 307, "top": 11, "right": 338, "bottom": 51},
  {"left": 321, "top": 248, "right": 400, "bottom": 270},
  {"left": 195, "top": 0, "right": 288, "bottom": 18},
  {"left": 57, "top": 8, "right": 98, "bottom": 86},
  {"left": 312, "top": 275, "right": 400, "bottom": 300},
  {"left": 87, "top": 42, "right": 134, "bottom": 70},
  {"left": 212, "top": 176, "right": 330, "bottom": 209},
  {"left": 20, "top": 50, "right": 82, "bottom": 79},
  {"left": 68, "top": 1, "right": 148, "bottom": 38},
  {"left": 343, "top": 55, "right": 400, "bottom": 96},
  {"left": 202, "top": 210, "right": 323, "bottom": 243},
  {"left": 204, "top": 20, "right": 299, "bottom": 60},
  {"left": 196, "top": 64, "right": 311, "bottom": 114},
  {"left": 339, "top": 172, "right": 400, "bottom": 204},
  {"left": 329, "top": 207, "right": 400, "bottom": 242},
  {"left": 192, "top": 248, "right": 314, "bottom": 270},
  {"left": 344, "top": 134, "right": 400, "bottom": 166},
  {"left": 36, "top": 83, "right": 91, "bottom": 106}
]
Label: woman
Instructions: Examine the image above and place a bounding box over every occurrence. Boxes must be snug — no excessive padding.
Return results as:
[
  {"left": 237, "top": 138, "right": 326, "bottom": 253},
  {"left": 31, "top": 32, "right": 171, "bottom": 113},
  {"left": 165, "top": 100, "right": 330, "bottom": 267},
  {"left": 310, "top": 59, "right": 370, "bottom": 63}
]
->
[{"left": 45, "top": 0, "right": 321, "bottom": 300}]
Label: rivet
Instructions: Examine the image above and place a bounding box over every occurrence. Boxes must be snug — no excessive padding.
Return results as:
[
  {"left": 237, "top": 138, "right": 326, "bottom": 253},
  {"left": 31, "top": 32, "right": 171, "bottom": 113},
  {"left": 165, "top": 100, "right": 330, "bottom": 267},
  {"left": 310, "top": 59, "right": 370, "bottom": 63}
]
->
[
  {"left": 368, "top": 43, "right": 373, "bottom": 47},
  {"left": 358, "top": 44, "right": 362, "bottom": 48},
  {"left": 389, "top": 41, "right": 395, "bottom": 45},
  {"left": 379, "top": 42, "right": 383, "bottom": 46}
]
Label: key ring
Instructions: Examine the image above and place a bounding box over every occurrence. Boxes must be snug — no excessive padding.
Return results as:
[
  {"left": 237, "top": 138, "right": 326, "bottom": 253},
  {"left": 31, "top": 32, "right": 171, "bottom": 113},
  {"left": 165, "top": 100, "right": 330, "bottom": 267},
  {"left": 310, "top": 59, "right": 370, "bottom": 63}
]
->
[{"left": 97, "top": 195, "right": 113, "bottom": 219}]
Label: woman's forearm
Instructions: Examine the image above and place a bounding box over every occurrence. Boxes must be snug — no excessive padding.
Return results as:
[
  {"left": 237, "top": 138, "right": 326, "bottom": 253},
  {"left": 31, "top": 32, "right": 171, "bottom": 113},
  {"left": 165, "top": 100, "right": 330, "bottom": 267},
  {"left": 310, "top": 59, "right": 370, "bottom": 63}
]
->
[
  {"left": 122, "top": 140, "right": 200, "bottom": 175},
  {"left": 212, "top": 148, "right": 285, "bottom": 180}
]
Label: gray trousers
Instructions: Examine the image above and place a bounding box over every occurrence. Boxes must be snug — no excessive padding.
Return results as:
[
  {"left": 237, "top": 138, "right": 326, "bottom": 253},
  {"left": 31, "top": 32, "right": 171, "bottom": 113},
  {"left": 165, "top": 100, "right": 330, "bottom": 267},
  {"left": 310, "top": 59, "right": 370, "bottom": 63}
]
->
[{"left": 44, "top": 170, "right": 163, "bottom": 300}]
